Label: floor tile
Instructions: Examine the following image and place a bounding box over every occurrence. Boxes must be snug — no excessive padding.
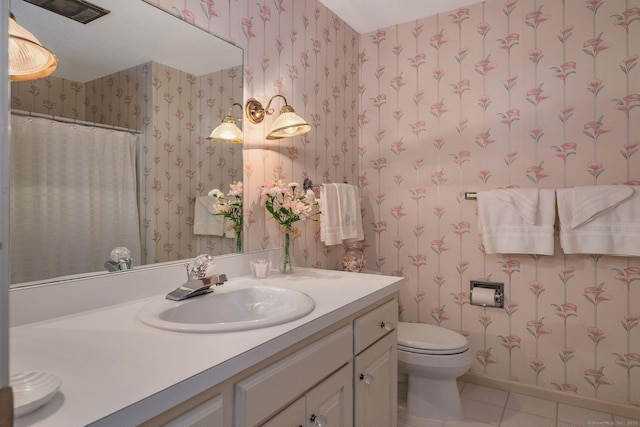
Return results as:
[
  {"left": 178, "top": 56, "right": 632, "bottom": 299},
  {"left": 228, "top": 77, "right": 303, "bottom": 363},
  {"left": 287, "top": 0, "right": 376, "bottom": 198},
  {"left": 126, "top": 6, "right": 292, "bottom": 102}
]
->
[
  {"left": 460, "top": 398, "right": 503, "bottom": 426},
  {"left": 399, "top": 381, "right": 633, "bottom": 427},
  {"left": 397, "top": 410, "right": 445, "bottom": 427},
  {"left": 460, "top": 383, "right": 509, "bottom": 407},
  {"left": 500, "top": 409, "right": 556, "bottom": 427},
  {"left": 558, "top": 403, "right": 613, "bottom": 426},
  {"left": 506, "top": 392, "right": 557, "bottom": 419}
]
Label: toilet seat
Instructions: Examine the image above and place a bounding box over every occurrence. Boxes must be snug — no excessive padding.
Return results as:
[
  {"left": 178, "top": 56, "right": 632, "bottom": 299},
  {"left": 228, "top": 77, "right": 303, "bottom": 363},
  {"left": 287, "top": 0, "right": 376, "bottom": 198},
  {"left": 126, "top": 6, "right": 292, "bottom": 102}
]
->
[{"left": 398, "top": 322, "right": 469, "bottom": 355}]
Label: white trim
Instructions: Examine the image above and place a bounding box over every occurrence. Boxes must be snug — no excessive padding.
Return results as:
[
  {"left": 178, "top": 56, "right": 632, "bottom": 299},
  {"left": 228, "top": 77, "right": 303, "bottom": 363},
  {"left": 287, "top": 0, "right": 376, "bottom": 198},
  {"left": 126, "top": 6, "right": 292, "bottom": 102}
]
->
[
  {"left": 0, "top": 0, "right": 10, "bottom": 389},
  {"left": 460, "top": 372, "right": 640, "bottom": 420}
]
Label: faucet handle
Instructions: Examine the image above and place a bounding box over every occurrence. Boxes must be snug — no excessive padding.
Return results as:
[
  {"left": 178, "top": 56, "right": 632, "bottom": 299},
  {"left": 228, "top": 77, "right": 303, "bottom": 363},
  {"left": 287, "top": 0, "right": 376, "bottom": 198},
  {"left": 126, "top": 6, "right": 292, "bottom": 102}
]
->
[
  {"left": 187, "top": 254, "right": 216, "bottom": 279},
  {"left": 207, "top": 273, "right": 228, "bottom": 286}
]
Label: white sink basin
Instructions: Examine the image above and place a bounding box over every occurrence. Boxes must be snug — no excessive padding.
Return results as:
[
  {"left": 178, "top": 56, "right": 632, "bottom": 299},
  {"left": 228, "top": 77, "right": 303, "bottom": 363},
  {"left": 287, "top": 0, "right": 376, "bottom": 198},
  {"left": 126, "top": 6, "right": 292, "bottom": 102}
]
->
[{"left": 137, "top": 286, "right": 315, "bottom": 332}]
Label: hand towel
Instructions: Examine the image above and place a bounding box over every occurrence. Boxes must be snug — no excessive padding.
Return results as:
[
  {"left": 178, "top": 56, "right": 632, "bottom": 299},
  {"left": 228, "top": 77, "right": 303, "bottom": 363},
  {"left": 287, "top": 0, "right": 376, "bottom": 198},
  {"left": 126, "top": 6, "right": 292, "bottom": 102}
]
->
[
  {"left": 477, "top": 188, "right": 555, "bottom": 255},
  {"left": 320, "top": 183, "right": 364, "bottom": 246},
  {"left": 193, "top": 196, "right": 234, "bottom": 237},
  {"left": 557, "top": 185, "right": 640, "bottom": 256}
]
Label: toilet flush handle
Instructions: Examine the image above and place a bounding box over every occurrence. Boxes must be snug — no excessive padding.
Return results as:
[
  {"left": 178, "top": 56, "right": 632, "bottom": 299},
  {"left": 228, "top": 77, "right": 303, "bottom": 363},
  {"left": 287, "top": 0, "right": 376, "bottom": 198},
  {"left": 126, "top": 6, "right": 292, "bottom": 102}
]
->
[{"left": 380, "top": 321, "right": 395, "bottom": 331}]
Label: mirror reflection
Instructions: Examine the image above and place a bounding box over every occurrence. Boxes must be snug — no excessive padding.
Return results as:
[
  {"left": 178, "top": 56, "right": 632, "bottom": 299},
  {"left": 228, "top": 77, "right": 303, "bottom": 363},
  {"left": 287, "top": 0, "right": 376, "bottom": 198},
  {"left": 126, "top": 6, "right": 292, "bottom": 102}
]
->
[{"left": 9, "top": 0, "right": 244, "bottom": 287}]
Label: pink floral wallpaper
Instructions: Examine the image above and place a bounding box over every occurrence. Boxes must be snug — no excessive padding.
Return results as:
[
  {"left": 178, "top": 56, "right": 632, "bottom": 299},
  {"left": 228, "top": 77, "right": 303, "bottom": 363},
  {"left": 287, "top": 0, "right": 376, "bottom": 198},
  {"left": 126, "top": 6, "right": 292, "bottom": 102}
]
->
[
  {"left": 359, "top": 0, "right": 640, "bottom": 408},
  {"left": 152, "top": 0, "right": 639, "bottom": 409}
]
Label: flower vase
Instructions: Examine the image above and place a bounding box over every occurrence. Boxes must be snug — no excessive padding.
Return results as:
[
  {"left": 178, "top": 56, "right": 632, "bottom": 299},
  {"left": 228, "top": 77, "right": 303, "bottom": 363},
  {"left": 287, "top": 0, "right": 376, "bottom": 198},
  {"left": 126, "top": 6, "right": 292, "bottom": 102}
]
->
[
  {"left": 235, "top": 230, "right": 243, "bottom": 253},
  {"left": 279, "top": 232, "right": 296, "bottom": 274}
]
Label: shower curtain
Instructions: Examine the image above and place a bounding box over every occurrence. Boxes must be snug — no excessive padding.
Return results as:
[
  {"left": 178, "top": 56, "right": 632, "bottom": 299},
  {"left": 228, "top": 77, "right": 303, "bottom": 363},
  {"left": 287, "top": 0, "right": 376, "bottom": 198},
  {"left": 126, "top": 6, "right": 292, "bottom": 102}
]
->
[{"left": 10, "top": 115, "right": 141, "bottom": 284}]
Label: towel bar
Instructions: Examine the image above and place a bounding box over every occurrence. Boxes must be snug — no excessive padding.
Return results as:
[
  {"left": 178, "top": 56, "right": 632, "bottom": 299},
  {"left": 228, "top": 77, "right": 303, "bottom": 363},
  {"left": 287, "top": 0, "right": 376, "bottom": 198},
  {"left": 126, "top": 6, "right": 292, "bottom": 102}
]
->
[{"left": 303, "top": 178, "right": 348, "bottom": 191}]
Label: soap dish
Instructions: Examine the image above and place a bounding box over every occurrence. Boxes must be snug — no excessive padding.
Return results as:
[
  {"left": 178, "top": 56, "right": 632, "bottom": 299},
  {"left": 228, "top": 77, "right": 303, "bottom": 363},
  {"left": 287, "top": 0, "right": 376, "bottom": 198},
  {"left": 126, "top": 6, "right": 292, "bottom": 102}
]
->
[{"left": 11, "top": 371, "right": 61, "bottom": 417}]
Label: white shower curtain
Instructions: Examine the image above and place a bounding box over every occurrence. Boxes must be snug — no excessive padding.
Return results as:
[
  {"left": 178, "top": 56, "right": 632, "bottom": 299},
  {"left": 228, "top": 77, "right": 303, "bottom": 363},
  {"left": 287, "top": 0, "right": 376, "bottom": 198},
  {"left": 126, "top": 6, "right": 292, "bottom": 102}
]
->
[{"left": 10, "top": 115, "right": 141, "bottom": 284}]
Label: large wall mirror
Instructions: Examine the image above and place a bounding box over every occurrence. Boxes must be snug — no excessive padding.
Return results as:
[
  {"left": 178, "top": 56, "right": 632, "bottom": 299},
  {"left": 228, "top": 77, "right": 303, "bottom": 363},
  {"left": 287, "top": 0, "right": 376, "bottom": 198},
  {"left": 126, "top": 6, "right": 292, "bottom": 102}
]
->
[{"left": 9, "top": 0, "right": 244, "bottom": 288}]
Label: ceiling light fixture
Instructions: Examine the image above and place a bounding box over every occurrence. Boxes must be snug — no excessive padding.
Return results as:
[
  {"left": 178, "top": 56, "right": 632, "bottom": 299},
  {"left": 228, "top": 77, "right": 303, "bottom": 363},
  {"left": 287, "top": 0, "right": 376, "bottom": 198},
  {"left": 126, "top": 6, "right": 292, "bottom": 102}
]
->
[
  {"left": 8, "top": 12, "right": 58, "bottom": 82},
  {"left": 208, "top": 103, "right": 243, "bottom": 143},
  {"left": 245, "top": 95, "right": 311, "bottom": 140}
]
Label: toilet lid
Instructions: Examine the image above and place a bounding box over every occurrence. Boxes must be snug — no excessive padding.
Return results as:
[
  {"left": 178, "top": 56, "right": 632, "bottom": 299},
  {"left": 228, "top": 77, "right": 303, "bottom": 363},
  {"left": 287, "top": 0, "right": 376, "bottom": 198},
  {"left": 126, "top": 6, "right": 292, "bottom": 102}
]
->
[{"left": 398, "top": 322, "right": 469, "bottom": 354}]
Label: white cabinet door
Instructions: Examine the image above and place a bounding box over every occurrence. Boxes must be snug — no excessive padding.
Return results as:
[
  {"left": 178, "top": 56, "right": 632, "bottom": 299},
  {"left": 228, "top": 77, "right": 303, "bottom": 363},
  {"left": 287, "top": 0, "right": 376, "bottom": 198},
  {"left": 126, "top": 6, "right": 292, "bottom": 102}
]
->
[
  {"left": 354, "top": 332, "right": 397, "bottom": 427},
  {"left": 162, "top": 393, "right": 224, "bottom": 427},
  {"left": 261, "top": 397, "right": 305, "bottom": 427},
  {"left": 306, "top": 363, "right": 353, "bottom": 427},
  {"left": 234, "top": 326, "right": 352, "bottom": 427},
  {"left": 261, "top": 363, "right": 353, "bottom": 427}
]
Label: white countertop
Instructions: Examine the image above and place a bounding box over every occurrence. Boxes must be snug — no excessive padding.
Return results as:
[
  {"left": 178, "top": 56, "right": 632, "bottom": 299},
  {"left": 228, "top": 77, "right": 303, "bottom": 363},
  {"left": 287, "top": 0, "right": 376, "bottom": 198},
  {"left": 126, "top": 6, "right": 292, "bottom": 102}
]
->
[{"left": 10, "top": 268, "right": 404, "bottom": 426}]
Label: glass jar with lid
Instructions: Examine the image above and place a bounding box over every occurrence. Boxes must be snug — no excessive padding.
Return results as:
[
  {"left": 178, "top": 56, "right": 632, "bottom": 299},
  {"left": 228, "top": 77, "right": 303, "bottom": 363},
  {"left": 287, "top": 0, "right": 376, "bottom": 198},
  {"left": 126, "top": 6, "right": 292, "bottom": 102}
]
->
[{"left": 342, "top": 240, "right": 366, "bottom": 272}]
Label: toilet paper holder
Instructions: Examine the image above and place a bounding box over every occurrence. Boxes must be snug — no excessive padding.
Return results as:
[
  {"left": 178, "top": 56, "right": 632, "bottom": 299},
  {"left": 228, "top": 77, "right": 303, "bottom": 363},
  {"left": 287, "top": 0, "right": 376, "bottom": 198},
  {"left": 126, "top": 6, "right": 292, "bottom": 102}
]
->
[{"left": 470, "top": 280, "right": 504, "bottom": 308}]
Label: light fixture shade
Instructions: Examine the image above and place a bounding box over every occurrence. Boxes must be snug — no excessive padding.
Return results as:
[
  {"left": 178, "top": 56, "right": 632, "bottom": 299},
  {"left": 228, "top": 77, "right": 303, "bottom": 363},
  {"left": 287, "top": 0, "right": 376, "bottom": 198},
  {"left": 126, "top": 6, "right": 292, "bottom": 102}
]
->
[
  {"left": 208, "top": 115, "right": 243, "bottom": 143},
  {"left": 9, "top": 13, "right": 58, "bottom": 82},
  {"left": 266, "top": 105, "right": 312, "bottom": 140}
]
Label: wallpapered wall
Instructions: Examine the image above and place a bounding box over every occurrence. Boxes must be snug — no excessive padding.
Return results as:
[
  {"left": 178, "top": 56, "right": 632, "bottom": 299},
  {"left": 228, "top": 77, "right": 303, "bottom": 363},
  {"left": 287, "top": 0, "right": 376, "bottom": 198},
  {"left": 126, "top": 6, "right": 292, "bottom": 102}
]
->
[
  {"left": 359, "top": 0, "right": 640, "bottom": 408},
  {"left": 148, "top": 0, "right": 640, "bottom": 409},
  {"left": 11, "top": 62, "right": 243, "bottom": 264},
  {"left": 148, "top": 0, "right": 361, "bottom": 270}
]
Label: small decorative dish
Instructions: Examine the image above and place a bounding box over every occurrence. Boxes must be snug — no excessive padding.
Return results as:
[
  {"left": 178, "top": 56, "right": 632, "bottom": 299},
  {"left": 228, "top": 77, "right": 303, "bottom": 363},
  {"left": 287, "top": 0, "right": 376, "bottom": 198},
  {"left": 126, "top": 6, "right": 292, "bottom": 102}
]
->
[{"left": 11, "top": 371, "right": 62, "bottom": 417}]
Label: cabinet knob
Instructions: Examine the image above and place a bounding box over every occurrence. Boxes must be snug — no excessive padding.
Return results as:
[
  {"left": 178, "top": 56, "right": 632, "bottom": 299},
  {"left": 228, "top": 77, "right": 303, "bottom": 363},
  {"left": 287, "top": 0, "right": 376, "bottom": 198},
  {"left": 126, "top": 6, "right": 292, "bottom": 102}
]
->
[
  {"left": 359, "top": 373, "right": 374, "bottom": 385},
  {"left": 380, "top": 321, "right": 395, "bottom": 331},
  {"left": 310, "top": 413, "right": 328, "bottom": 426}
]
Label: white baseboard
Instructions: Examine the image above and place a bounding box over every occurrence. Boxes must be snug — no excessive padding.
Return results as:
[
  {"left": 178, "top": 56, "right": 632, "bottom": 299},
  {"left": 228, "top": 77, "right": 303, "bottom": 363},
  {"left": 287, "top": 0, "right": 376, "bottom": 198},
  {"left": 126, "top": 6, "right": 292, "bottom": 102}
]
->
[{"left": 460, "top": 372, "right": 640, "bottom": 420}]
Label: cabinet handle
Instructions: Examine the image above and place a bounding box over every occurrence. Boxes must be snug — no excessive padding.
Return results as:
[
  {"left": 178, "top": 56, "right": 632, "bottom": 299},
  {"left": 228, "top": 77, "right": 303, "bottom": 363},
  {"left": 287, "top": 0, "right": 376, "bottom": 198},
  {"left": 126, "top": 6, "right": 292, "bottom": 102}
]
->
[
  {"left": 380, "top": 321, "right": 395, "bottom": 331},
  {"left": 359, "top": 373, "right": 374, "bottom": 385},
  {"left": 310, "top": 414, "right": 328, "bottom": 426}
]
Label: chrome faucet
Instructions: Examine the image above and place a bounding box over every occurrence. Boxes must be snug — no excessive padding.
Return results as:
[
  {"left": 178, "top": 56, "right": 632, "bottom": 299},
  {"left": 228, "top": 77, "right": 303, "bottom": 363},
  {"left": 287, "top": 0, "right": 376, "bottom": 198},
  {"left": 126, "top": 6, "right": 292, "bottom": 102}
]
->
[
  {"left": 166, "top": 254, "right": 228, "bottom": 301},
  {"left": 165, "top": 273, "right": 228, "bottom": 301},
  {"left": 104, "top": 258, "right": 132, "bottom": 272},
  {"left": 105, "top": 247, "right": 133, "bottom": 272}
]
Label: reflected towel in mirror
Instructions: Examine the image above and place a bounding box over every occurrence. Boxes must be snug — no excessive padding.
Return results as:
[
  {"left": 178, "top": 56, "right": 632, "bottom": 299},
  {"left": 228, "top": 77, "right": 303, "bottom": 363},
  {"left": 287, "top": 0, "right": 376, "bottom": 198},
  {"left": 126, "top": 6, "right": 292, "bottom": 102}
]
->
[{"left": 193, "top": 196, "right": 235, "bottom": 237}]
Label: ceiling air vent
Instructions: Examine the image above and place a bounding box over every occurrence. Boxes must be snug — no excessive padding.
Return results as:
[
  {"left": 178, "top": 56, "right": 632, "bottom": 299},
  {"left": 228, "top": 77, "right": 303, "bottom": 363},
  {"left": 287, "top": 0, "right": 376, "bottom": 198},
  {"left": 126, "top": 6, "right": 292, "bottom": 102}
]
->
[{"left": 23, "top": 0, "right": 110, "bottom": 24}]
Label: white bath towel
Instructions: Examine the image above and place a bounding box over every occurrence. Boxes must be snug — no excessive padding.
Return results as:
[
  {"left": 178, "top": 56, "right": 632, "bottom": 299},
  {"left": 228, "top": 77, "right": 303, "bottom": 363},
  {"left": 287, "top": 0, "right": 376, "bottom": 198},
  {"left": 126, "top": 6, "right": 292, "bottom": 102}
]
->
[
  {"left": 477, "top": 188, "right": 556, "bottom": 255},
  {"left": 556, "top": 185, "right": 640, "bottom": 256},
  {"left": 320, "top": 183, "right": 364, "bottom": 246},
  {"left": 193, "top": 196, "right": 234, "bottom": 237}
]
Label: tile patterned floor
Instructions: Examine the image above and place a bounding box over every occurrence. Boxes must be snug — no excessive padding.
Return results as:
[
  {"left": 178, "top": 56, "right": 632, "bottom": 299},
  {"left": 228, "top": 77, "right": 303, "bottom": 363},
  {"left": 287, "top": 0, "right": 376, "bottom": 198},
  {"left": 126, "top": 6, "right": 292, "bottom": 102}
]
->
[{"left": 398, "top": 382, "right": 640, "bottom": 427}]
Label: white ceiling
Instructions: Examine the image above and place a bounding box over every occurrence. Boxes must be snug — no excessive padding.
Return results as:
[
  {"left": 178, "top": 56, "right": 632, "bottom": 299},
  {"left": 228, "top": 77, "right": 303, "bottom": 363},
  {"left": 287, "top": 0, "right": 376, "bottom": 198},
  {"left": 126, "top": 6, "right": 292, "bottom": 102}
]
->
[{"left": 318, "top": 0, "right": 484, "bottom": 34}]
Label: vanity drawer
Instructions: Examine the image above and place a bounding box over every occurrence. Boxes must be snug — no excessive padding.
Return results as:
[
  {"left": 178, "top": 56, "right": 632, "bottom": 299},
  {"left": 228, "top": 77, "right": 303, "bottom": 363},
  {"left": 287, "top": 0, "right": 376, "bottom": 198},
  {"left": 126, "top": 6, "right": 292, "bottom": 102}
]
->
[
  {"left": 353, "top": 298, "right": 397, "bottom": 355},
  {"left": 234, "top": 324, "right": 352, "bottom": 427}
]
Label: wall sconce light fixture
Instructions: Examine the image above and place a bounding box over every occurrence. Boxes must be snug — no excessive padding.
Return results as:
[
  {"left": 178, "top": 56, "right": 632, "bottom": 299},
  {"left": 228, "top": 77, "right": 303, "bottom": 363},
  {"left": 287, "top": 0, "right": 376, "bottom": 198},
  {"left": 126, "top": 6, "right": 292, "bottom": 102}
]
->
[
  {"left": 245, "top": 95, "right": 311, "bottom": 140},
  {"left": 9, "top": 12, "right": 58, "bottom": 82},
  {"left": 208, "top": 103, "right": 243, "bottom": 143}
]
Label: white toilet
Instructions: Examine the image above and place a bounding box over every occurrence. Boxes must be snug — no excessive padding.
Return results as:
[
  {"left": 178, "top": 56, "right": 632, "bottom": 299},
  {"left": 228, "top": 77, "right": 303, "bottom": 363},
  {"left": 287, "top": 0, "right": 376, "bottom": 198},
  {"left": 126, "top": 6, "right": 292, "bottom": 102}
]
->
[{"left": 397, "top": 321, "right": 472, "bottom": 421}]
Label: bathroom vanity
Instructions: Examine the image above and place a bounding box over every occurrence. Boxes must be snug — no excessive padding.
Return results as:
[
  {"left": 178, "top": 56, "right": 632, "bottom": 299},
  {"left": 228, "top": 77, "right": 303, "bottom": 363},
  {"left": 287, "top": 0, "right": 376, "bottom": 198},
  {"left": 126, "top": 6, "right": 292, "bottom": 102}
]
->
[{"left": 9, "top": 255, "right": 403, "bottom": 426}]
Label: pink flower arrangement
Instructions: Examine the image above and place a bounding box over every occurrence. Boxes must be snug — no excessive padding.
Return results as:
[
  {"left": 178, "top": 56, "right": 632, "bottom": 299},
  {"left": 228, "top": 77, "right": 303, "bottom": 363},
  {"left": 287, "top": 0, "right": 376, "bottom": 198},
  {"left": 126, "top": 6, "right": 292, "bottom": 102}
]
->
[{"left": 260, "top": 180, "right": 318, "bottom": 234}]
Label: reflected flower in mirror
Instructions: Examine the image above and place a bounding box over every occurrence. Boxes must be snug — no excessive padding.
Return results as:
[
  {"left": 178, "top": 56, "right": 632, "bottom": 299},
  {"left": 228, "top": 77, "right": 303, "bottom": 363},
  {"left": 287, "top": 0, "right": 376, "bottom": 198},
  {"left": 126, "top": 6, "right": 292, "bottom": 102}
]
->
[{"left": 209, "top": 181, "right": 243, "bottom": 252}]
